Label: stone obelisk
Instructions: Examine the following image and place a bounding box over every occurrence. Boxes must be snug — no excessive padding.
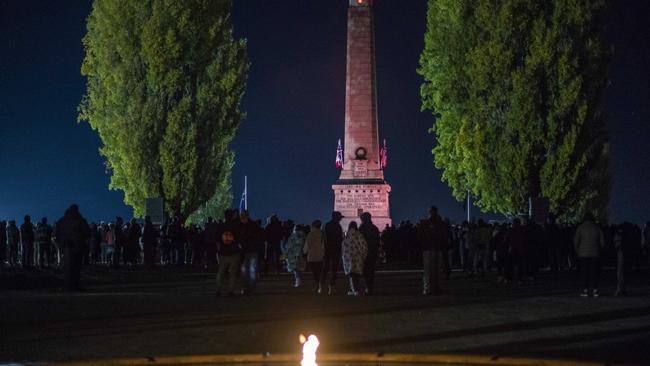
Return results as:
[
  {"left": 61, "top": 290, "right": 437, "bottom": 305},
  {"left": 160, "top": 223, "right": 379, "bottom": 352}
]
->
[{"left": 332, "top": 0, "right": 391, "bottom": 230}]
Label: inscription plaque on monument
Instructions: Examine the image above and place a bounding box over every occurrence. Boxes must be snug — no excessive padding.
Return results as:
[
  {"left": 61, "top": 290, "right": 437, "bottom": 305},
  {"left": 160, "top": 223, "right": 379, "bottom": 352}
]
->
[
  {"left": 353, "top": 160, "right": 368, "bottom": 177},
  {"left": 334, "top": 185, "right": 387, "bottom": 211}
]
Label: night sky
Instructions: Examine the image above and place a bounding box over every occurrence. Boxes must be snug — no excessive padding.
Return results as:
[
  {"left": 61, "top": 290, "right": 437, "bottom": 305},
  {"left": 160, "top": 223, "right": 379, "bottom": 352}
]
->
[{"left": 1, "top": 1, "right": 649, "bottom": 225}]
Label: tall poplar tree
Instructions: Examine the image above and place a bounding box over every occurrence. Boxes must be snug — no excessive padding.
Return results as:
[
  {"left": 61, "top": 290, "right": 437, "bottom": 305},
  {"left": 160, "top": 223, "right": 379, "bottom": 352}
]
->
[
  {"left": 79, "top": 0, "right": 248, "bottom": 220},
  {"left": 418, "top": 0, "right": 610, "bottom": 222}
]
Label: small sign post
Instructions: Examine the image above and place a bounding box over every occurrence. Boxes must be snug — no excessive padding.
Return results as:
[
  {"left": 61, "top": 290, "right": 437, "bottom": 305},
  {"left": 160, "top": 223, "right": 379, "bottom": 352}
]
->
[{"left": 145, "top": 198, "right": 165, "bottom": 225}]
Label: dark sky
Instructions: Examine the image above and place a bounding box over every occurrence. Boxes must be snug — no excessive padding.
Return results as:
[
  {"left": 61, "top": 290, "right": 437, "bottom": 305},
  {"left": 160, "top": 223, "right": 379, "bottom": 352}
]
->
[{"left": 0, "top": 1, "right": 649, "bottom": 225}]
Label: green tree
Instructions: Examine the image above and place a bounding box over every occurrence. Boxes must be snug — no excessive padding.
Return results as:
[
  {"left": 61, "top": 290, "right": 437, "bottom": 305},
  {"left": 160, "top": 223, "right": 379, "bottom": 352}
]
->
[
  {"left": 186, "top": 153, "right": 234, "bottom": 225},
  {"left": 418, "top": 0, "right": 610, "bottom": 222},
  {"left": 79, "top": 0, "right": 248, "bottom": 220}
]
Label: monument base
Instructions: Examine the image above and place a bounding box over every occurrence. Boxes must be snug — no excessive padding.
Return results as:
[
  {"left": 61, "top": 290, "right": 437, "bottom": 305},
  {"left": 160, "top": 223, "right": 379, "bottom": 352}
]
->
[{"left": 332, "top": 182, "right": 392, "bottom": 232}]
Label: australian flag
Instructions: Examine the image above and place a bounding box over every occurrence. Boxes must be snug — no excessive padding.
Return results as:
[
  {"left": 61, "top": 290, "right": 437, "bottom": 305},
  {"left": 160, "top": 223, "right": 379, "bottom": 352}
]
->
[{"left": 335, "top": 139, "right": 343, "bottom": 168}]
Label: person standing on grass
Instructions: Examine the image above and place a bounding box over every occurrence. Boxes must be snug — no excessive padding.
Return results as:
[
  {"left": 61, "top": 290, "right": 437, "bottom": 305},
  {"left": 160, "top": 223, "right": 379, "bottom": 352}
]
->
[{"left": 573, "top": 213, "right": 605, "bottom": 297}]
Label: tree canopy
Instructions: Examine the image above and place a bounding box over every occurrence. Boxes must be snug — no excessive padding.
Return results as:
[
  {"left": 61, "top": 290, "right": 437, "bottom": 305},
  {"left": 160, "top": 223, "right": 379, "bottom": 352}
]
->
[
  {"left": 79, "top": 0, "right": 248, "bottom": 220},
  {"left": 418, "top": 0, "right": 610, "bottom": 222}
]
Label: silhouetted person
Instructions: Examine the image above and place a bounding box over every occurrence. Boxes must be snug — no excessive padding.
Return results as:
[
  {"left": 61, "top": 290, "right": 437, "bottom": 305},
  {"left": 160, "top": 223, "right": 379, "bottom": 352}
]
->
[
  {"left": 185, "top": 224, "right": 200, "bottom": 265},
  {"left": 505, "top": 218, "right": 530, "bottom": 284},
  {"left": 35, "top": 217, "right": 53, "bottom": 268},
  {"left": 359, "top": 212, "right": 380, "bottom": 295},
  {"left": 615, "top": 222, "right": 636, "bottom": 296},
  {"left": 203, "top": 217, "right": 219, "bottom": 267},
  {"left": 545, "top": 218, "right": 562, "bottom": 271},
  {"left": 574, "top": 213, "right": 604, "bottom": 297},
  {"left": 141, "top": 216, "right": 158, "bottom": 267},
  {"left": 167, "top": 216, "right": 185, "bottom": 265},
  {"left": 6, "top": 220, "right": 20, "bottom": 266},
  {"left": 239, "top": 211, "right": 261, "bottom": 294},
  {"left": 88, "top": 223, "right": 102, "bottom": 265},
  {"left": 105, "top": 223, "right": 116, "bottom": 265},
  {"left": 643, "top": 221, "right": 650, "bottom": 262},
  {"left": 126, "top": 218, "right": 141, "bottom": 265},
  {"left": 321, "top": 211, "right": 344, "bottom": 295},
  {"left": 0, "top": 221, "right": 6, "bottom": 268},
  {"left": 491, "top": 223, "right": 509, "bottom": 283},
  {"left": 418, "top": 206, "right": 448, "bottom": 295},
  {"left": 20, "top": 215, "right": 35, "bottom": 267},
  {"left": 472, "top": 219, "right": 491, "bottom": 275},
  {"left": 216, "top": 215, "right": 241, "bottom": 296},
  {"left": 55, "top": 204, "right": 90, "bottom": 291},
  {"left": 440, "top": 218, "right": 453, "bottom": 279},
  {"left": 159, "top": 222, "right": 170, "bottom": 265},
  {"left": 113, "top": 217, "right": 125, "bottom": 267},
  {"left": 264, "top": 215, "right": 283, "bottom": 273},
  {"left": 98, "top": 222, "right": 108, "bottom": 264}
]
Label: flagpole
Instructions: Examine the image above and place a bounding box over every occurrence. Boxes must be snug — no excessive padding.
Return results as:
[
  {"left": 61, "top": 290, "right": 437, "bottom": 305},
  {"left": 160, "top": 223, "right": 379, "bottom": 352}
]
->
[
  {"left": 467, "top": 189, "right": 471, "bottom": 222},
  {"left": 244, "top": 175, "right": 248, "bottom": 211}
]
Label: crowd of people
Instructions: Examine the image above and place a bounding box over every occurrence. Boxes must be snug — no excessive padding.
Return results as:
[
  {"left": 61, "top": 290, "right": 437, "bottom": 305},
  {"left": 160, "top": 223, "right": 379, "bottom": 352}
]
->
[{"left": 2, "top": 205, "right": 649, "bottom": 297}]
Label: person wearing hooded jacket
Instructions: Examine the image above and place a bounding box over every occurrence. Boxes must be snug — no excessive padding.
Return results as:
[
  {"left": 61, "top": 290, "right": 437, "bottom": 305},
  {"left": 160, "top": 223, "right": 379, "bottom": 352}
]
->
[{"left": 342, "top": 221, "right": 367, "bottom": 296}]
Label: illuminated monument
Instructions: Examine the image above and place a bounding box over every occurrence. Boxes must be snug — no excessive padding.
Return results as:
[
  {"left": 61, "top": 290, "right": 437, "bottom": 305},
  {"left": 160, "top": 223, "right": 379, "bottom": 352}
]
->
[{"left": 333, "top": 0, "right": 391, "bottom": 230}]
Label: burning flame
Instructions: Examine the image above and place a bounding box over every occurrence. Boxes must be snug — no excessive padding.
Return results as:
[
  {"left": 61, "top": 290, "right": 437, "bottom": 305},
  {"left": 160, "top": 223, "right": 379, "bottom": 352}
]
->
[{"left": 299, "top": 334, "right": 320, "bottom": 366}]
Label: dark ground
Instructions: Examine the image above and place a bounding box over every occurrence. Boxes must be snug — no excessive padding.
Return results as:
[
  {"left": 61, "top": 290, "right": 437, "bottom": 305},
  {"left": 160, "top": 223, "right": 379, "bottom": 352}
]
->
[{"left": 1, "top": 266, "right": 649, "bottom": 364}]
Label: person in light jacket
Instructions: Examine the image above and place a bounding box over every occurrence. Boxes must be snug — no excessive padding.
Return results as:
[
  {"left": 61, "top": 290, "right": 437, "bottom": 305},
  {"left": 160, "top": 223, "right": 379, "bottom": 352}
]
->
[
  {"left": 284, "top": 225, "right": 306, "bottom": 287},
  {"left": 304, "top": 220, "right": 325, "bottom": 293},
  {"left": 573, "top": 213, "right": 605, "bottom": 297},
  {"left": 342, "top": 221, "right": 367, "bottom": 296}
]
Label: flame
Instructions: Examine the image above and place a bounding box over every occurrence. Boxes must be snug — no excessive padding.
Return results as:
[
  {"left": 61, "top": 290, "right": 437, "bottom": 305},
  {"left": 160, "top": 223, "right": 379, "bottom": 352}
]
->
[{"left": 299, "top": 334, "right": 320, "bottom": 366}]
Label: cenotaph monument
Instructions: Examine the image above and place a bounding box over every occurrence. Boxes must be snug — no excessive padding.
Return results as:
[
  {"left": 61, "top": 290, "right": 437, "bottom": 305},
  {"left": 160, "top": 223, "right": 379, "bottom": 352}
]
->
[{"left": 332, "top": 0, "right": 392, "bottom": 230}]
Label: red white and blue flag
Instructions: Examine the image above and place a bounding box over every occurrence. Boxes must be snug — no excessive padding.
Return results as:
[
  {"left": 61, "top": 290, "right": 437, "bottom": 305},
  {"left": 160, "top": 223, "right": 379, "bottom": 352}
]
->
[
  {"left": 335, "top": 139, "right": 343, "bottom": 168},
  {"left": 380, "top": 139, "right": 387, "bottom": 169}
]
